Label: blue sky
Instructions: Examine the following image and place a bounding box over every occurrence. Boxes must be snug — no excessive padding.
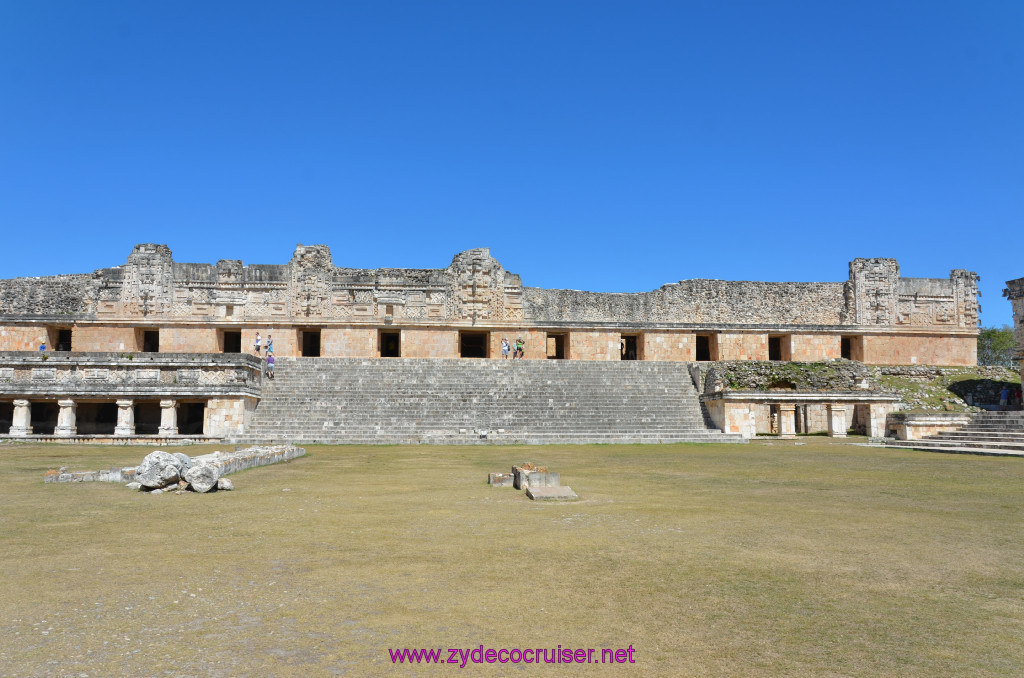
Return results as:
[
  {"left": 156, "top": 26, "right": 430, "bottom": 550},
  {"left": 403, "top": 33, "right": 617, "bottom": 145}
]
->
[{"left": 1, "top": 1, "right": 1021, "bottom": 326}]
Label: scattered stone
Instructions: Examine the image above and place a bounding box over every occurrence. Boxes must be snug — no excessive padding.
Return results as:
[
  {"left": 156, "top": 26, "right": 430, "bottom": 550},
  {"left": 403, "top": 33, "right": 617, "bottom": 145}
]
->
[
  {"left": 488, "top": 472, "right": 514, "bottom": 487},
  {"left": 135, "top": 451, "right": 181, "bottom": 489},
  {"left": 125, "top": 482, "right": 142, "bottom": 491},
  {"left": 526, "top": 486, "right": 578, "bottom": 501},
  {"left": 184, "top": 461, "right": 219, "bottom": 493},
  {"left": 217, "top": 478, "right": 234, "bottom": 491},
  {"left": 150, "top": 488, "right": 164, "bottom": 495},
  {"left": 524, "top": 471, "right": 560, "bottom": 488}
]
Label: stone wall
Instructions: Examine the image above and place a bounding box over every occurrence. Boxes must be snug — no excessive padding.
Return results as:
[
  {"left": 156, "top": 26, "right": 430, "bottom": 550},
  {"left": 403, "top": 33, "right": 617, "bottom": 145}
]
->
[
  {"left": 525, "top": 281, "right": 847, "bottom": 326},
  {"left": 0, "top": 245, "right": 980, "bottom": 366},
  {"left": 0, "top": 245, "right": 977, "bottom": 332},
  {"left": 0, "top": 352, "right": 262, "bottom": 399},
  {"left": 860, "top": 334, "right": 976, "bottom": 366}
]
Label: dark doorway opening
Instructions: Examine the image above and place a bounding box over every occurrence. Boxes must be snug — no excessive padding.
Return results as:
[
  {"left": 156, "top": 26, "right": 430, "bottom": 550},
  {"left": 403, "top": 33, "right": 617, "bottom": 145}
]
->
[
  {"left": 30, "top": 402, "right": 58, "bottom": 435},
  {"left": 56, "top": 329, "right": 72, "bottom": 352},
  {"left": 696, "top": 335, "right": 712, "bottom": 361},
  {"left": 223, "top": 330, "right": 242, "bottom": 353},
  {"left": 548, "top": 333, "right": 567, "bottom": 359},
  {"left": 460, "top": 332, "right": 489, "bottom": 358},
  {"left": 142, "top": 330, "right": 159, "bottom": 353},
  {"left": 301, "top": 330, "right": 321, "bottom": 357},
  {"left": 769, "top": 336, "right": 782, "bottom": 361},
  {"left": 841, "top": 335, "right": 862, "bottom": 361},
  {"left": 178, "top": 402, "right": 205, "bottom": 435},
  {"left": 76, "top": 402, "right": 118, "bottom": 435},
  {"left": 134, "top": 401, "right": 161, "bottom": 435},
  {"left": 621, "top": 335, "right": 639, "bottom": 360},
  {"left": 380, "top": 331, "right": 401, "bottom": 358},
  {"left": 0, "top": 402, "right": 12, "bottom": 434}
]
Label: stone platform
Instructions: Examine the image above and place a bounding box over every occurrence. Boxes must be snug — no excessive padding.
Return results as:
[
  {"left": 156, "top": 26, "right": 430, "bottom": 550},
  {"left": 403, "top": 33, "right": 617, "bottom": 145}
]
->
[{"left": 526, "top": 486, "right": 578, "bottom": 501}]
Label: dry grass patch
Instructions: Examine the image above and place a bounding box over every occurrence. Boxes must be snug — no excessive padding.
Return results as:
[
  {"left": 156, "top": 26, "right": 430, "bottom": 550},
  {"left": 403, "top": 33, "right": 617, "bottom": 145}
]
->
[{"left": 1, "top": 439, "right": 1022, "bottom": 676}]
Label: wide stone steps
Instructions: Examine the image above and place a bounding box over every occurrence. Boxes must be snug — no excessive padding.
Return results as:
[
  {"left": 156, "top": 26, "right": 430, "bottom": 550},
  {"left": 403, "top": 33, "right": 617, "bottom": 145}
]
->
[
  {"left": 884, "top": 411, "right": 1024, "bottom": 457},
  {"left": 241, "top": 357, "right": 742, "bottom": 445}
]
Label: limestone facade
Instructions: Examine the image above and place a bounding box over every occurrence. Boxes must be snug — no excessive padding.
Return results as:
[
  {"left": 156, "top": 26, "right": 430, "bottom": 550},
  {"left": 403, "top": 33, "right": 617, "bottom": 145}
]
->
[
  {"left": 0, "top": 244, "right": 979, "bottom": 365},
  {"left": 1004, "top": 277, "right": 1024, "bottom": 382}
]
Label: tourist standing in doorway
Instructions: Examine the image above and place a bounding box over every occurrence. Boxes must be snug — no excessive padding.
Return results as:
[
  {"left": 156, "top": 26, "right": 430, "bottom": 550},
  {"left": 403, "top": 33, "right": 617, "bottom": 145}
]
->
[
  {"left": 254, "top": 332, "right": 262, "bottom": 355},
  {"left": 999, "top": 386, "right": 1010, "bottom": 410},
  {"left": 501, "top": 338, "right": 510, "bottom": 359},
  {"left": 515, "top": 337, "right": 524, "bottom": 359}
]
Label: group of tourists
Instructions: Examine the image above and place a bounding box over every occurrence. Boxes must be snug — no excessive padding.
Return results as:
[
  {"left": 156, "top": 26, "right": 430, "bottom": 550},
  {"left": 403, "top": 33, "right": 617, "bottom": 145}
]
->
[
  {"left": 500, "top": 337, "right": 525, "bottom": 359},
  {"left": 254, "top": 332, "right": 275, "bottom": 379}
]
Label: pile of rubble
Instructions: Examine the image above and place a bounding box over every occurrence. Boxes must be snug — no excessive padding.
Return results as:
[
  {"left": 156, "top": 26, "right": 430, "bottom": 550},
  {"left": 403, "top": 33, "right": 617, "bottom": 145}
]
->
[
  {"left": 489, "top": 461, "right": 577, "bottom": 500},
  {"left": 128, "top": 450, "right": 233, "bottom": 494}
]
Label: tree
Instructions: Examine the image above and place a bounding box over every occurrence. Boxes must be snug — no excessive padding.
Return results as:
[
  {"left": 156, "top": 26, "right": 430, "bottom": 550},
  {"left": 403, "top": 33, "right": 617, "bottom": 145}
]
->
[{"left": 977, "top": 325, "right": 1018, "bottom": 368}]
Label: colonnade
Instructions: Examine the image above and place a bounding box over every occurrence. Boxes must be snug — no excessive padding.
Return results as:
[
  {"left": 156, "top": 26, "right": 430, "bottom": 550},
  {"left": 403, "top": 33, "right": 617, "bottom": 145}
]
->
[{"left": 6, "top": 398, "right": 184, "bottom": 437}]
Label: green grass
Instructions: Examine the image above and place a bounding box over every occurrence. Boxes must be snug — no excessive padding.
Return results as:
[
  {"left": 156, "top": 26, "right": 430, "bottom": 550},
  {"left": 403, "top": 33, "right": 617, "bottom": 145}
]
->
[{"left": 2, "top": 439, "right": 1023, "bottom": 676}]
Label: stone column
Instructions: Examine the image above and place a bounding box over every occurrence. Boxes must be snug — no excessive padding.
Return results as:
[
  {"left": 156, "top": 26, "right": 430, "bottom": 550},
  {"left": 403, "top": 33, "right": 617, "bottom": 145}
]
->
[
  {"left": 10, "top": 399, "right": 32, "bottom": 436},
  {"left": 778, "top": 403, "right": 797, "bottom": 439},
  {"left": 114, "top": 399, "right": 135, "bottom": 437},
  {"left": 54, "top": 399, "right": 78, "bottom": 437},
  {"left": 867, "top": 403, "right": 889, "bottom": 439},
  {"left": 158, "top": 399, "right": 178, "bottom": 436},
  {"left": 826, "top": 404, "right": 847, "bottom": 438}
]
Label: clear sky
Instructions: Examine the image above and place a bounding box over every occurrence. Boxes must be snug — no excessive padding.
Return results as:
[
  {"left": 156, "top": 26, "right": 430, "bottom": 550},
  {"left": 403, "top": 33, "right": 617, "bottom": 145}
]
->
[{"left": 1, "top": 1, "right": 1021, "bottom": 326}]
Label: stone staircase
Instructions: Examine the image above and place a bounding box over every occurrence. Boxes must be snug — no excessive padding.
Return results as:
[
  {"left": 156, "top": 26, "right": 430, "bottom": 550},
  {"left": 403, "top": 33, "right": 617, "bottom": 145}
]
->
[
  {"left": 885, "top": 411, "right": 1024, "bottom": 456},
  {"left": 240, "top": 357, "right": 744, "bottom": 445}
]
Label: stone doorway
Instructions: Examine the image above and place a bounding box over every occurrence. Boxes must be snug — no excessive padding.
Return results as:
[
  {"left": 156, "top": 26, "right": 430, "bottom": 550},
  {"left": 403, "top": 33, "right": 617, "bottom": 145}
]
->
[
  {"left": 547, "top": 333, "right": 567, "bottom": 359},
  {"left": 696, "top": 334, "right": 718, "bottom": 361},
  {"left": 222, "top": 330, "right": 242, "bottom": 353},
  {"left": 768, "top": 335, "right": 791, "bottom": 361},
  {"left": 841, "top": 335, "right": 863, "bottom": 361},
  {"left": 55, "top": 329, "right": 72, "bottom": 352},
  {"left": 459, "top": 331, "right": 489, "bottom": 358},
  {"left": 301, "top": 329, "right": 321, "bottom": 357},
  {"left": 380, "top": 330, "right": 401, "bottom": 358},
  {"left": 621, "top": 335, "right": 639, "bottom": 360},
  {"left": 142, "top": 330, "right": 159, "bottom": 353}
]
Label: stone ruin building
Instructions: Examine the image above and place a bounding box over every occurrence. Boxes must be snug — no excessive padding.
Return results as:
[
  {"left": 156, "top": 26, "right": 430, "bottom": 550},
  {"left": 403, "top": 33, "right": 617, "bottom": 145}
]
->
[
  {"left": 1004, "top": 277, "right": 1024, "bottom": 383},
  {"left": 0, "top": 244, "right": 980, "bottom": 443}
]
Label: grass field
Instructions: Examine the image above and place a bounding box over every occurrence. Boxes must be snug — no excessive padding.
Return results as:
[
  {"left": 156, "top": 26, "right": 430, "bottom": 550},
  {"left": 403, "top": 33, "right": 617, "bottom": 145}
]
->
[{"left": 2, "top": 438, "right": 1022, "bottom": 677}]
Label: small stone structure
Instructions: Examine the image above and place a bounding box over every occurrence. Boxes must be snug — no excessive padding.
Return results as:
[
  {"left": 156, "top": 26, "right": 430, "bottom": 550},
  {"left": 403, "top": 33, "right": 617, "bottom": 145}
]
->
[
  {"left": 490, "top": 462, "right": 577, "bottom": 500},
  {"left": 44, "top": 443, "right": 305, "bottom": 489},
  {"left": 0, "top": 352, "right": 260, "bottom": 439},
  {"left": 885, "top": 413, "right": 973, "bottom": 441},
  {"left": 697, "top": 361, "right": 900, "bottom": 438}
]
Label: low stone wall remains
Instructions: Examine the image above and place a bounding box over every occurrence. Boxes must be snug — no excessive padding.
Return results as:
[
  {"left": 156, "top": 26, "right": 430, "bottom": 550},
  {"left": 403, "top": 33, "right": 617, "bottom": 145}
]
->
[{"left": 44, "top": 443, "right": 305, "bottom": 484}]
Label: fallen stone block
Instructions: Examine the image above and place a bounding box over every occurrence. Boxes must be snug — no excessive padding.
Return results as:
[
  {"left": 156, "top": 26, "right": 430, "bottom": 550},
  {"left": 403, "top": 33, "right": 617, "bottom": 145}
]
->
[
  {"left": 125, "top": 482, "right": 142, "bottom": 491},
  {"left": 524, "top": 471, "right": 560, "bottom": 488},
  {"left": 184, "top": 460, "right": 220, "bottom": 493},
  {"left": 488, "top": 473, "right": 514, "bottom": 487},
  {"left": 217, "top": 477, "right": 234, "bottom": 491},
  {"left": 136, "top": 451, "right": 181, "bottom": 489},
  {"left": 526, "top": 486, "right": 578, "bottom": 501}
]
